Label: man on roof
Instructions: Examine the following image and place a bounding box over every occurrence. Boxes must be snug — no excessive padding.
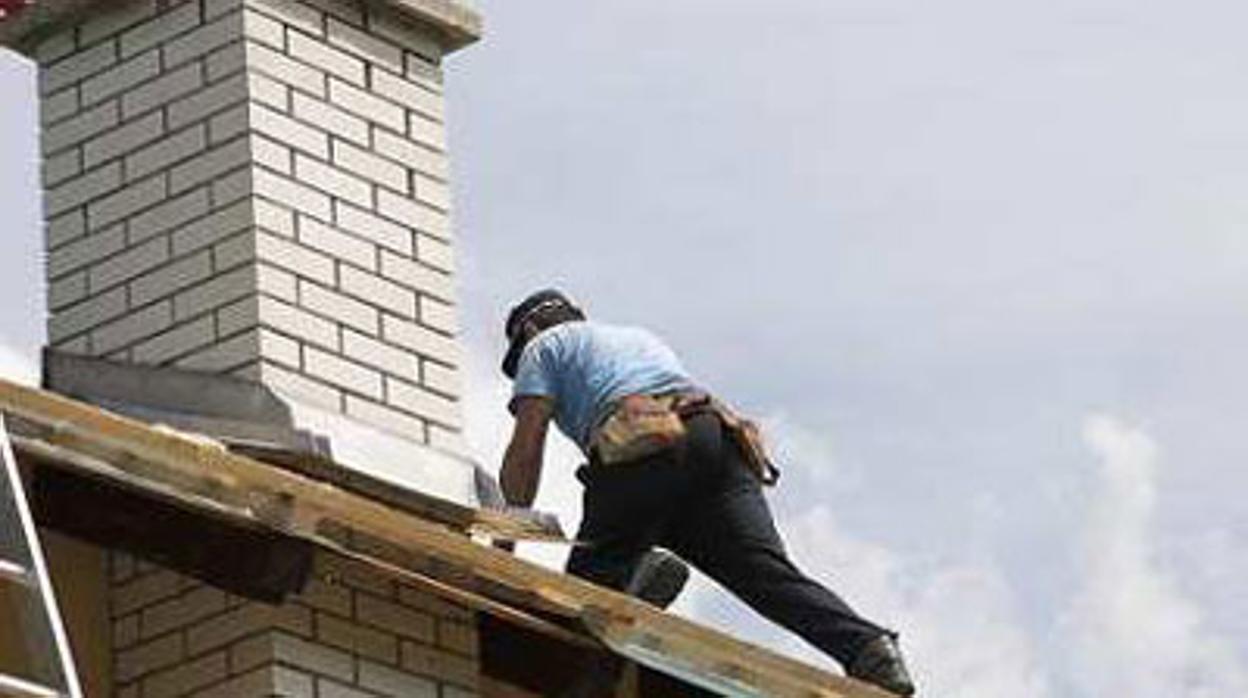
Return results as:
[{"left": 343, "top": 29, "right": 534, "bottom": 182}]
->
[{"left": 497, "top": 289, "right": 916, "bottom": 697}]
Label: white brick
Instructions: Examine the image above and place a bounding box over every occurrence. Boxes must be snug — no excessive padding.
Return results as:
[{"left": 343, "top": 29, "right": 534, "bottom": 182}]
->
[
  {"left": 254, "top": 169, "right": 332, "bottom": 222},
  {"left": 251, "top": 133, "right": 292, "bottom": 174},
  {"left": 333, "top": 139, "right": 407, "bottom": 192},
  {"left": 42, "top": 87, "right": 79, "bottom": 126},
  {"left": 79, "top": 1, "right": 157, "bottom": 47},
  {"left": 418, "top": 295, "right": 457, "bottom": 335},
  {"left": 340, "top": 265, "right": 414, "bottom": 318},
  {"left": 254, "top": 198, "right": 295, "bottom": 237},
  {"left": 48, "top": 287, "right": 127, "bottom": 341},
  {"left": 163, "top": 12, "right": 241, "bottom": 69},
  {"left": 246, "top": 0, "right": 323, "bottom": 37},
  {"left": 92, "top": 300, "right": 173, "bottom": 354},
  {"left": 294, "top": 154, "right": 372, "bottom": 207},
  {"left": 129, "top": 250, "right": 214, "bottom": 306},
  {"left": 414, "top": 173, "right": 451, "bottom": 211},
  {"left": 326, "top": 17, "right": 401, "bottom": 73},
  {"left": 42, "top": 40, "right": 118, "bottom": 96},
  {"left": 343, "top": 396, "right": 425, "bottom": 441},
  {"left": 83, "top": 111, "right": 165, "bottom": 169},
  {"left": 376, "top": 188, "right": 448, "bottom": 240},
  {"left": 428, "top": 423, "right": 468, "bottom": 457},
  {"left": 289, "top": 32, "right": 364, "bottom": 86},
  {"left": 174, "top": 264, "right": 255, "bottom": 320},
  {"left": 421, "top": 359, "right": 459, "bottom": 396},
  {"left": 46, "top": 162, "right": 125, "bottom": 217},
  {"left": 329, "top": 78, "right": 403, "bottom": 132},
  {"left": 371, "top": 69, "right": 442, "bottom": 120},
  {"left": 81, "top": 51, "right": 160, "bottom": 107},
  {"left": 87, "top": 174, "right": 167, "bottom": 229},
  {"left": 128, "top": 188, "right": 211, "bottom": 244},
  {"left": 256, "top": 362, "right": 342, "bottom": 412},
  {"left": 256, "top": 262, "right": 297, "bottom": 302},
  {"left": 47, "top": 210, "right": 87, "bottom": 249},
  {"left": 166, "top": 73, "right": 248, "bottom": 130},
  {"left": 43, "top": 150, "right": 82, "bottom": 187},
  {"left": 170, "top": 199, "right": 252, "bottom": 255},
  {"left": 48, "top": 225, "right": 126, "bottom": 277},
  {"left": 378, "top": 250, "right": 453, "bottom": 301},
  {"left": 248, "top": 72, "right": 289, "bottom": 111},
  {"left": 298, "top": 216, "right": 374, "bottom": 269},
  {"left": 120, "top": 2, "right": 202, "bottom": 58},
  {"left": 48, "top": 272, "right": 88, "bottom": 310},
  {"left": 291, "top": 93, "right": 367, "bottom": 146},
  {"left": 371, "top": 10, "right": 441, "bottom": 64},
  {"left": 44, "top": 101, "right": 120, "bottom": 155},
  {"left": 358, "top": 660, "right": 437, "bottom": 698},
  {"left": 372, "top": 128, "right": 447, "bottom": 180},
  {"left": 386, "top": 376, "right": 459, "bottom": 428},
  {"left": 247, "top": 42, "right": 327, "bottom": 97},
  {"left": 299, "top": 280, "right": 378, "bottom": 334},
  {"left": 258, "top": 295, "right": 338, "bottom": 349},
  {"left": 126, "top": 126, "right": 208, "bottom": 182},
  {"left": 132, "top": 316, "right": 217, "bottom": 363},
  {"left": 241, "top": 8, "right": 284, "bottom": 49},
  {"left": 169, "top": 137, "right": 250, "bottom": 193},
  {"left": 342, "top": 329, "right": 417, "bottom": 379},
  {"left": 250, "top": 103, "right": 328, "bottom": 159},
  {"left": 381, "top": 314, "right": 458, "bottom": 366},
  {"left": 257, "top": 231, "right": 335, "bottom": 285},
  {"left": 206, "top": 41, "right": 247, "bottom": 81},
  {"left": 335, "top": 201, "right": 411, "bottom": 255},
  {"left": 89, "top": 236, "right": 169, "bottom": 292},
  {"left": 305, "top": 347, "right": 382, "bottom": 398},
  {"left": 416, "top": 232, "right": 454, "bottom": 273},
  {"left": 258, "top": 327, "right": 301, "bottom": 367},
  {"left": 408, "top": 113, "right": 446, "bottom": 151}
]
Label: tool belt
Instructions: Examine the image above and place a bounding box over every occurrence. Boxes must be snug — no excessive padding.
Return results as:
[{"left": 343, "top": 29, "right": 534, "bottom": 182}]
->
[{"left": 590, "top": 391, "right": 780, "bottom": 486}]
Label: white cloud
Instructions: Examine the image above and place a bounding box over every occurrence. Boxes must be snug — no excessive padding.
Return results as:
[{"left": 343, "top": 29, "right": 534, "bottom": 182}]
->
[
  {"left": 0, "top": 343, "right": 37, "bottom": 385},
  {"left": 1061, "top": 415, "right": 1248, "bottom": 697}
]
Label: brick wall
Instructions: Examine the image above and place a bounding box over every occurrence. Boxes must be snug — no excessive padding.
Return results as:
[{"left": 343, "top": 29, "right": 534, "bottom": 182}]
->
[
  {"left": 110, "top": 551, "right": 479, "bottom": 697},
  {"left": 37, "top": 0, "right": 464, "bottom": 451}
]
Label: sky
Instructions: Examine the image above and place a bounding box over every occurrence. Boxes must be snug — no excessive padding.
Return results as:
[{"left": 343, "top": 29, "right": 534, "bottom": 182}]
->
[{"left": 3, "top": 0, "right": 1247, "bottom": 695}]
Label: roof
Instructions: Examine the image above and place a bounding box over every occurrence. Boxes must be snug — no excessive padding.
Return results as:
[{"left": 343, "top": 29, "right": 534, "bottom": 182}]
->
[
  {"left": 0, "top": 375, "right": 893, "bottom": 698},
  {"left": 0, "top": 0, "right": 482, "bottom": 54}
]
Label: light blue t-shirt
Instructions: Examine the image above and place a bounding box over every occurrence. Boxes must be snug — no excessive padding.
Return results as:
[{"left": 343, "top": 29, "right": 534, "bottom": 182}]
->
[{"left": 510, "top": 321, "right": 698, "bottom": 453}]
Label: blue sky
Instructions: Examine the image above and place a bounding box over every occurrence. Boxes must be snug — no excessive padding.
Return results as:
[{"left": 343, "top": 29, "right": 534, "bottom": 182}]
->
[{"left": 3, "top": 0, "right": 1247, "bottom": 694}]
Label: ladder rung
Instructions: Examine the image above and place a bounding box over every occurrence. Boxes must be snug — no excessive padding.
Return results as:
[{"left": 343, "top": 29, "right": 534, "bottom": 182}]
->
[
  {"left": 0, "top": 558, "right": 33, "bottom": 587},
  {"left": 0, "top": 672, "right": 62, "bottom": 698}
]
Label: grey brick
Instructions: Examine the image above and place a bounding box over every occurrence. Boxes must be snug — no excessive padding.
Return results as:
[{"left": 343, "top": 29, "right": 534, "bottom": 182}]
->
[
  {"left": 250, "top": 103, "right": 329, "bottom": 159},
  {"left": 48, "top": 272, "right": 89, "bottom": 310},
  {"left": 372, "top": 128, "right": 447, "bottom": 180},
  {"left": 47, "top": 225, "right": 126, "bottom": 277},
  {"left": 256, "top": 231, "right": 335, "bottom": 285},
  {"left": 44, "top": 100, "right": 120, "bottom": 155},
  {"left": 120, "top": 1, "right": 202, "bottom": 58},
  {"left": 416, "top": 232, "right": 454, "bottom": 273},
  {"left": 247, "top": 42, "right": 327, "bottom": 98},
  {"left": 254, "top": 169, "right": 332, "bottom": 222},
  {"left": 41, "top": 87, "right": 79, "bottom": 126},
  {"left": 129, "top": 250, "right": 214, "bottom": 306},
  {"left": 122, "top": 62, "right": 204, "bottom": 119},
  {"left": 205, "top": 0, "right": 243, "bottom": 21},
  {"left": 302, "top": 0, "right": 363, "bottom": 26},
  {"left": 332, "top": 139, "right": 407, "bottom": 193},
  {"left": 327, "top": 17, "right": 401, "bottom": 73},
  {"left": 298, "top": 216, "right": 374, "bottom": 270},
  {"left": 418, "top": 295, "right": 457, "bottom": 335},
  {"left": 371, "top": 68, "right": 442, "bottom": 120},
  {"left": 169, "top": 198, "right": 252, "bottom": 255},
  {"left": 81, "top": 50, "right": 160, "bottom": 107},
  {"left": 343, "top": 395, "right": 425, "bottom": 441},
  {"left": 378, "top": 250, "right": 453, "bottom": 301},
  {"left": 299, "top": 279, "right": 378, "bottom": 334},
  {"left": 371, "top": 9, "right": 441, "bottom": 64},
  {"left": 168, "top": 137, "right": 249, "bottom": 193},
  {"left": 83, "top": 111, "right": 165, "bottom": 169},
  {"left": 342, "top": 328, "right": 417, "bottom": 380},
  {"left": 87, "top": 174, "right": 167, "bottom": 229},
  {"left": 132, "top": 315, "right": 217, "bottom": 364},
  {"left": 386, "top": 375, "right": 459, "bottom": 428},
  {"left": 211, "top": 165, "right": 253, "bottom": 206},
  {"left": 128, "top": 188, "right": 210, "bottom": 243},
  {"left": 355, "top": 586, "right": 435, "bottom": 642},
  {"left": 213, "top": 229, "right": 256, "bottom": 270},
  {"left": 35, "top": 29, "right": 76, "bottom": 65},
  {"left": 88, "top": 236, "right": 169, "bottom": 292},
  {"left": 79, "top": 0, "right": 157, "bottom": 47},
  {"left": 291, "top": 92, "right": 367, "bottom": 146},
  {"left": 43, "top": 149, "right": 82, "bottom": 187},
  {"left": 317, "top": 679, "right": 374, "bottom": 698},
  {"left": 209, "top": 103, "right": 250, "bottom": 144},
  {"left": 357, "top": 660, "right": 436, "bottom": 698},
  {"left": 126, "top": 126, "right": 208, "bottom": 182},
  {"left": 289, "top": 31, "right": 364, "bottom": 86},
  {"left": 328, "top": 78, "right": 403, "bottom": 132},
  {"left": 316, "top": 614, "right": 397, "bottom": 664},
  {"left": 294, "top": 154, "right": 372, "bottom": 207},
  {"left": 177, "top": 322, "right": 261, "bottom": 372},
  {"left": 163, "top": 12, "right": 241, "bottom": 69},
  {"left": 305, "top": 347, "right": 382, "bottom": 398},
  {"left": 251, "top": 133, "right": 292, "bottom": 174},
  {"left": 92, "top": 300, "right": 173, "bottom": 354},
  {"left": 166, "top": 73, "right": 248, "bottom": 130},
  {"left": 114, "top": 632, "right": 182, "bottom": 684},
  {"left": 41, "top": 40, "right": 118, "bottom": 96},
  {"left": 48, "top": 287, "right": 127, "bottom": 342},
  {"left": 47, "top": 210, "right": 87, "bottom": 249},
  {"left": 174, "top": 264, "right": 255, "bottom": 320},
  {"left": 206, "top": 41, "right": 247, "bottom": 82},
  {"left": 231, "top": 632, "right": 353, "bottom": 682},
  {"left": 141, "top": 650, "right": 227, "bottom": 698},
  {"left": 335, "top": 201, "right": 411, "bottom": 255},
  {"left": 257, "top": 295, "right": 338, "bottom": 349},
  {"left": 185, "top": 602, "right": 311, "bottom": 655},
  {"left": 408, "top": 112, "right": 446, "bottom": 152},
  {"left": 380, "top": 314, "right": 458, "bottom": 366},
  {"left": 376, "top": 188, "right": 448, "bottom": 241},
  {"left": 340, "top": 265, "right": 414, "bottom": 318}
]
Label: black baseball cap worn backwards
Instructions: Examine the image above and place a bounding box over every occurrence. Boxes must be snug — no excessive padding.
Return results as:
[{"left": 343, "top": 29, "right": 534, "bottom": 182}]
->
[{"left": 502, "top": 289, "right": 579, "bottom": 379}]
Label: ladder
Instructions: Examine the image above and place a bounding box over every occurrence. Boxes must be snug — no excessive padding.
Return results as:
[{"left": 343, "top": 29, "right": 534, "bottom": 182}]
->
[{"left": 0, "top": 414, "right": 83, "bottom": 698}]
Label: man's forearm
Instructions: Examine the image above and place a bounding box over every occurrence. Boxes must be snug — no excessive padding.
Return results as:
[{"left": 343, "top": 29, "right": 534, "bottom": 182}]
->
[{"left": 500, "top": 445, "right": 540, "bottom": 508}]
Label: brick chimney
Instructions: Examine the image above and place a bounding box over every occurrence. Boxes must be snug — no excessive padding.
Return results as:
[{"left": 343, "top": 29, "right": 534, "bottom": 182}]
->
[{"left": 4, "top": 0, "right": 487, "bottom": 694}]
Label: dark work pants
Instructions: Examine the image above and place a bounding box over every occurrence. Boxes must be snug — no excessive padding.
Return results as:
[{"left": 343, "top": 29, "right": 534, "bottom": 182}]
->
[{"left": 566, "top": 412, "right": 889, "bottom": 667}]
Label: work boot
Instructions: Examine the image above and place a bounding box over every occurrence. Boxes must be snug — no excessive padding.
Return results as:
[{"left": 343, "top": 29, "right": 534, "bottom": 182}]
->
[
  {"left": 625, "top": 549, "right": 689, "bottom": 610},
  {"left": 846, "top": 634, "right": 916, "bottom": 696}
]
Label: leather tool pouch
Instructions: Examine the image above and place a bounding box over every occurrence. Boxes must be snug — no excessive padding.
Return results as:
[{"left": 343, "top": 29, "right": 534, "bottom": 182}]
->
[{"left": 592, "top": 394, "right": 687, "bottom": 465}]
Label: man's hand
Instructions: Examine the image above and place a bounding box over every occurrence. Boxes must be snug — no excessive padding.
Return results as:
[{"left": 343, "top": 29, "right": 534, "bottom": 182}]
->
[
  {"left": 493, "top": 538, "right": 516, "bottom": 554},
  {"left": 500, "top": 397, "right": 554, "bottom": 509}
]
